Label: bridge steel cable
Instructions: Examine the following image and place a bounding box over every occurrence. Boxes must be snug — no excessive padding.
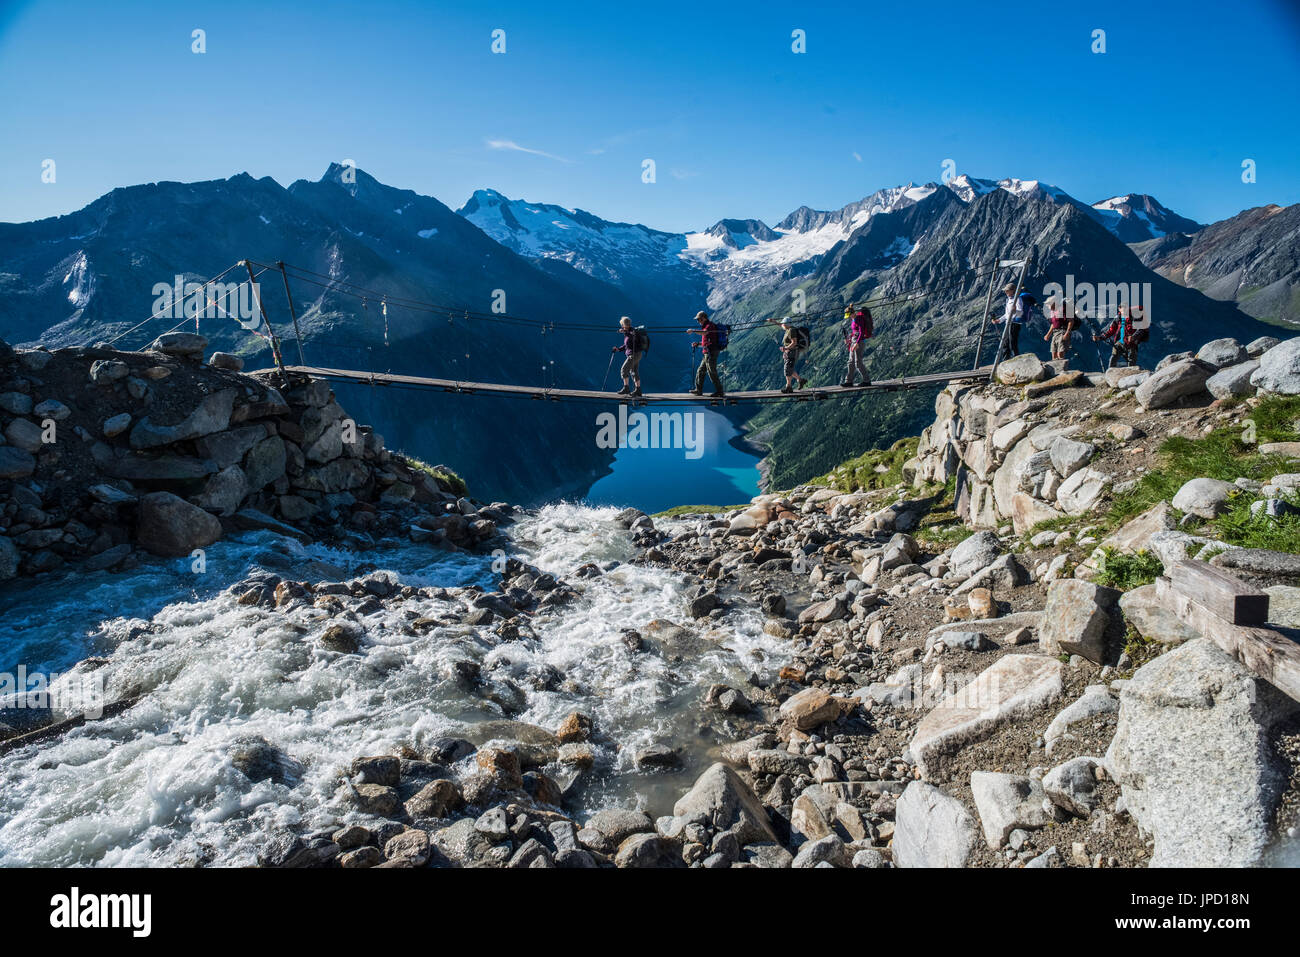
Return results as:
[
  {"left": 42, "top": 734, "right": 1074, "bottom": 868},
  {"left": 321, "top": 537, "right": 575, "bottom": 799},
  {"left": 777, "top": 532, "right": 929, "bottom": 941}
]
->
[{"left": 79, "top": 252, "right": 1018, "bottom": 404}]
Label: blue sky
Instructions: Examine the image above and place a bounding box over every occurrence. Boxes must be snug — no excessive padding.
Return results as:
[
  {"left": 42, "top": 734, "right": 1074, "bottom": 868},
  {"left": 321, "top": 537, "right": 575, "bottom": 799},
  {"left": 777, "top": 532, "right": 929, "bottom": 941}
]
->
[{"left": 1, "top": 0, "right": 1298, "bottom": 230}]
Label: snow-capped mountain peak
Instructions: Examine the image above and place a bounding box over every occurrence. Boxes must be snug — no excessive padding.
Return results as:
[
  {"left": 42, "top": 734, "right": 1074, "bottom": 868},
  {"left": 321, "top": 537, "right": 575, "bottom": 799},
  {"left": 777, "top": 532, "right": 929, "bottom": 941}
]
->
[
  {"left": 1086, "top": 193, "right": 1202, "bottom": 242},
  {"left": 456, "top": 188, "right": 695, "bottom": 289}
]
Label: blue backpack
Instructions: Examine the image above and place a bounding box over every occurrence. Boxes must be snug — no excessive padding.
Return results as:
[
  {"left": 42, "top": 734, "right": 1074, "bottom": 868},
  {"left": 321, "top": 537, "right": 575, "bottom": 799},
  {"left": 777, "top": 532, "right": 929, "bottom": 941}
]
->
[
  {"left": 1018, "top": 293, "right": 1037, "bottom": 324},
  {"left": 716, "top": 324, "right": 731, "bottom": 351}
]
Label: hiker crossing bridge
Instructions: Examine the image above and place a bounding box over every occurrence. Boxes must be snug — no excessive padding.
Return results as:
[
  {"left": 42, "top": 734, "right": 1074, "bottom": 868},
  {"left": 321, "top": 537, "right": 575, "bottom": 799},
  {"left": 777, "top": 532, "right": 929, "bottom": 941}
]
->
[
  {"left": 275, "top": 364, "right": 992, "bottom": 405},
  {"left": 94, "top": 250, "right": 1038, "bottom": 401}
]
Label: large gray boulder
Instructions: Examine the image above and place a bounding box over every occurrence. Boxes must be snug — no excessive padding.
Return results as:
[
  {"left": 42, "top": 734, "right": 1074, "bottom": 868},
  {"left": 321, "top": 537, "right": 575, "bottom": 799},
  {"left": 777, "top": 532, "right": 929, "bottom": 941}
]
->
[
  {"left": 1049, "top": 436, "right": 1095, "bottom": 479},
  {"left": 671, "top": 762, "right": 778, "bottom": 847},
  {"left": 135, "top": 491, "right": 224, "bottom": 556},
  {"left": 1251, "top": 336, "right": 1300, "bottom": 394},
  {"left": 128, "top": 388, "right": 238, "bottom": 449},
  {"left": 1038, "top": 579, "right": 1119, "bottom": 663},
  {"left": 1205, "top": 360, "right": 1259, "bottom": 399},
  {"left": 191, "top": 465, "right": 249, "bottom": 516},
  {"left": 244, "top": 435, "right": 288, "bottom": 490},
  {"left": 1171, "top": 476, "right": 1237, "bottom": 518},
  {"left": 1055, "top": 467, "right": 1110, "bottom": 515},
  {"left": 949, "top": 530, "right": 1002, "bottom": 579},
  {"left": 1247, "top": 336, "right": 1281, "bottom": 357},
  {"left": 894, "top": 781, "right": 978, "bottom": 867},
  {"left": 910, "top": 655, "right": 1064, "bottom": 778},
  {"left": 150, "top": 332, "right": 208, "bottom": 358},
  {"left": 1106, "top": 639, "right": 1300, "bottom": 867},
  {"left": 1118, "top": 584, "right": 1200, "bottom": 646},
  {"left": 1042, "top": 756, "right": 1104, "bottom": 817},
  {"left": 1135, "top": 359, "right": 1212, "bottom": 410},
  {"left": 970, "top": 771, "right": 1053, "bottom": 848},
  {"left": 1195, "top": 338, "right": 1247, "bottom": 370},
  {"left": 995, "top": 353, "right": 1046, "bottom": 385}
]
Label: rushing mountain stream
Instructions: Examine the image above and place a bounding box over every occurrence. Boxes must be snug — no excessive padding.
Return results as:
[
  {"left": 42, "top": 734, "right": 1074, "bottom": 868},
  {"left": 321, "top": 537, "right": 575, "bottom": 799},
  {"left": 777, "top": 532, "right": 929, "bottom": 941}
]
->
[{"left": 0, "top": 504, "right": 789, "bottom": 866}]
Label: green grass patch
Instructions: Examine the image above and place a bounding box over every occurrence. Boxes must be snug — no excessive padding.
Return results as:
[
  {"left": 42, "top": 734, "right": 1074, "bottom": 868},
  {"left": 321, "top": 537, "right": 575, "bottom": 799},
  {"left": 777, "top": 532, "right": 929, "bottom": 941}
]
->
[
  {"left": 653, "top": 503, "right": 748, "bottom": 517},
  {"left": 916, "top": 522, "right": 976, "bottom": 546},
  {"left": 1023, "top": 514, "right": 1083, "bottom": 540},
  {"left": 1102, "top": 395, "right": 1300, "bottom": 546},
  {"left": 1210, "top": 491, "right": 1300, "bottom": 552},
  {"left": 812, "top": 436, "right": 920, "bottom": 493},
  {"left": 1093, "top": 547, "right": 1164, "bottom": 591},
  {"left": 402, "top": 454, "right": 469, "bottom": 497},
  {"left": 1120, "top": 624, "right": 1162, "bottom": 671}
]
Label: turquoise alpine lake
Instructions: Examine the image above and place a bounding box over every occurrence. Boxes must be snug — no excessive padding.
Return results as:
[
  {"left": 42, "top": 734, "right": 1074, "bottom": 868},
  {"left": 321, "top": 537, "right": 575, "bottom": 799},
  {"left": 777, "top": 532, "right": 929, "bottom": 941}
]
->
[{"left": 582, "top": 404, "right": 762, "bottom": 513}]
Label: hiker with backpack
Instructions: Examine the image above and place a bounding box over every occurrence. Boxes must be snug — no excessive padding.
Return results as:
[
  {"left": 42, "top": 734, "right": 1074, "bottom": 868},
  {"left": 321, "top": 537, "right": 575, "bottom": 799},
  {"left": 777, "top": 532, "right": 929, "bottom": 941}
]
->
[
  {"left": 1044, "top": 296, "right": 1078, "bottom": 367},
  {"left": 688, "top": 310, "right": 725, "bottom": 397},
  {"left": 991, "top": 282, "right": 1037, "bottom": 361},
  {"left": 767, "top": 317, "right": 810, "bottom": 393},
  {"left": 611, "top": 315, "right": 647, "bottom": 396},
  {"left": 1093, "top": 304, "right": 1141, "bottom": 369},
  {"left": 841, "top": 303, "right": 873, "bottom": 387}
]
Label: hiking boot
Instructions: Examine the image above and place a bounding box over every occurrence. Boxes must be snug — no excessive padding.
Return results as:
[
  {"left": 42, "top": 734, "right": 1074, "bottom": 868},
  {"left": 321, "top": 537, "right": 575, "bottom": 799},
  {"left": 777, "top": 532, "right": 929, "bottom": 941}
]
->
[
  {"left": 711, "top": 391, "right": 725, "bottom": 398},
  {"left": 797, "top": 378, "right": 808, "bottom": 390},
  {"left": 690, "top": 388, "right": 703, "bottom": 396},
  {"left": 631, "top": 387, "right": 642, "bottom": 397},
  {"left": 781, "top": 384, "right": 793, "bottom": 394},
  {"left": 841, "top": 380, "right": 853, "bottom": 388},
  {"left": 616, "top": 385, "right": 631, "bottom": 395},
  {"left": 858, "top": 379, "right": 872, "bottom": 387}
]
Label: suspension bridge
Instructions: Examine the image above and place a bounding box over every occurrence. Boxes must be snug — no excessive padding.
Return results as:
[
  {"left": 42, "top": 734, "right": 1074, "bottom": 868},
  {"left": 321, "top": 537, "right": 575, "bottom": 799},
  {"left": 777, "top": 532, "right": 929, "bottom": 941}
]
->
[{"left": 93, "top": 250, "right": 1038, "bottom": 404}]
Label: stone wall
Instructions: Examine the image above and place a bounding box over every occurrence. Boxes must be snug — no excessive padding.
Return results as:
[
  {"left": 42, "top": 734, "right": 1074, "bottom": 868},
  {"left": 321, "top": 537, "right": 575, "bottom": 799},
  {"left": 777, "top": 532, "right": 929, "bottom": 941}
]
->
[
  {"left": 905, "top": 335, "right": 1294, "bottom": 536},
  {"left": 0, "top": 333, "right": 501, "bottom": 581}
]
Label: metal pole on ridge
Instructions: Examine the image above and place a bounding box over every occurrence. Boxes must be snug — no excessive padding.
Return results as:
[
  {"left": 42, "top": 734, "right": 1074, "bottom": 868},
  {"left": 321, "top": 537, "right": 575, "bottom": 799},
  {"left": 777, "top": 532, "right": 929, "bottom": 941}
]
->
[
  {"left": 971, "top": 253, "right": 1001, "bottom": 370},
  {"left": 988, "top": 248, "right": 1033, "bottom": 384},
  {"left": 243, "top": 259, "right": 285, "bottom": 374},
  {"left": 276, "top": 261, "right": 306, "bottom": 366}
]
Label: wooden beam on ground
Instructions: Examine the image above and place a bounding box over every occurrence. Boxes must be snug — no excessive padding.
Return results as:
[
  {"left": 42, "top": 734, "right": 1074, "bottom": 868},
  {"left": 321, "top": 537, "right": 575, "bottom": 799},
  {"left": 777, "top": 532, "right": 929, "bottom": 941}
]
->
[
  {"left": 1169, "top": 559, "right": 1270, "bottom": 626},
  {"left": 1155, "top": 576, "right": 1300, "bottom": 702}
]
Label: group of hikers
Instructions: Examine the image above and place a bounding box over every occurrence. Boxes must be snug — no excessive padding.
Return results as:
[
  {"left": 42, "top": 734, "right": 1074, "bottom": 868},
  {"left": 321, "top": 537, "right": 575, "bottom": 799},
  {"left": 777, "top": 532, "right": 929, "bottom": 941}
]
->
[
  {"left": 608, "top": 303, "right": 876, "bottom": 397},
  {"left": 606, "top": 282, "right": 1150, "bottom": 396},
  {"left": 992, "top": 282, "right": 1150, "bottom": 370}
]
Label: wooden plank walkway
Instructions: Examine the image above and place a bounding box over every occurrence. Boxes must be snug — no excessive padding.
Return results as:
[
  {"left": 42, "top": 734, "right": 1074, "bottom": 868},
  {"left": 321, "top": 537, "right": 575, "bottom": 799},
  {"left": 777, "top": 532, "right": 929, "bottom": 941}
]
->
[{"left": 270, "top": 365, "right": 991, "bottom": 405}]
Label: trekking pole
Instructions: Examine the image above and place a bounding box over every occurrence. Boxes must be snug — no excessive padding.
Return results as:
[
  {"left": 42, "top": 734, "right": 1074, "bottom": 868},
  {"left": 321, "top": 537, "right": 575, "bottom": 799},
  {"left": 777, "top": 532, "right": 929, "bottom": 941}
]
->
[
  {"left": 602, "top": 351, "right": 615, "bottom": 391},
  {"left": 1087, "top": 316, "right": 1107, "bottom": 370}
]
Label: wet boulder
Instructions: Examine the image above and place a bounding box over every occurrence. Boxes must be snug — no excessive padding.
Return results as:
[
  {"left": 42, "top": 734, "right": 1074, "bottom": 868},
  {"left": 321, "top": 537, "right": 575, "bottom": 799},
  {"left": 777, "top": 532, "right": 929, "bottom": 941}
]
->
[{"left": 135, "top": 491, "right": 223, "bottom": 556}]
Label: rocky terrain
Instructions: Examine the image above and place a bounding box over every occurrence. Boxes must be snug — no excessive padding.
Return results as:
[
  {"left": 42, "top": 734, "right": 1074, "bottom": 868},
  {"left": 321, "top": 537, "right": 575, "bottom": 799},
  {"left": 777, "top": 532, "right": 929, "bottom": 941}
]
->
[
  {"left": 5, "top": 331, "right": 1300, "bottom": 869},
  {"left": 0, "top": 332, "right": 507, "bottom": 583}
]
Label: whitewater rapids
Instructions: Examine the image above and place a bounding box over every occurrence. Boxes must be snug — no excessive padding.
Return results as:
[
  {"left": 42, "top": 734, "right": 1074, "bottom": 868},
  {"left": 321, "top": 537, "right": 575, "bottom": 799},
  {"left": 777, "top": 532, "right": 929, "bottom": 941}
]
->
[{"left": 0, "top": 504, "right": 788, "bottom": 866}]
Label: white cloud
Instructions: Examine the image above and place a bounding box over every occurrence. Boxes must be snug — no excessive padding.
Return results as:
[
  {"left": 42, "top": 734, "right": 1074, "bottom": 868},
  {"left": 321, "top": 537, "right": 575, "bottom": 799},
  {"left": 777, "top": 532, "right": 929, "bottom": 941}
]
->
[
  {"left": 485, "top": 138, "right": 572, "bottom": 163},
  {"left": 852, "top": 151, "right": 862, "bottom": 162}
]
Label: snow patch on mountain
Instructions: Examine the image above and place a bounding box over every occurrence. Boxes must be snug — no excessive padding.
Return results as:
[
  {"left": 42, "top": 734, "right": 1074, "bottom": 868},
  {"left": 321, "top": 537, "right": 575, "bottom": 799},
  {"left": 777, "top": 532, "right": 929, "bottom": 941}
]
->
[
  {"left": 457, "top": 188, "right": 691, "bottom": 286},
  {"left": 63, "top": 251, "right": 93, "bottom": 308}
]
